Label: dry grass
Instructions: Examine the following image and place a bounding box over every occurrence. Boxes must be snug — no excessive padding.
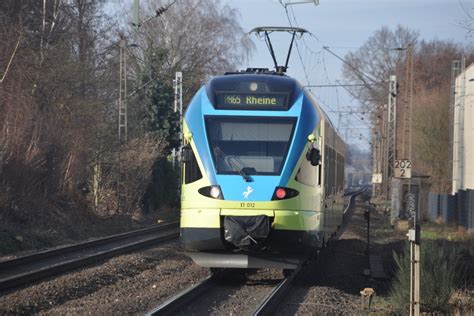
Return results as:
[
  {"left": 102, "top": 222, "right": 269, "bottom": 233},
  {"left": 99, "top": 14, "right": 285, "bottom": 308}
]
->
[{"left": 386, "top": 222, "right": 474, "bottom": 314}]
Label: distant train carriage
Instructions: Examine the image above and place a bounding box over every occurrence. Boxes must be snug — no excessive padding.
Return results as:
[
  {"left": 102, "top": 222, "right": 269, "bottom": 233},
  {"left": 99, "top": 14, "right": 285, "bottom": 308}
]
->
[{"left": 180, "top": 69, "right": 345, "bottom": 269}]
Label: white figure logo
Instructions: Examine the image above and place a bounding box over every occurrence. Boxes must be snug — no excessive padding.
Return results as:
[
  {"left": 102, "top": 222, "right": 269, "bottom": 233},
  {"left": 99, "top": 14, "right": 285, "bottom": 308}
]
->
[{"left": 243, "top": 186, "right": 254, "bottom": 199}]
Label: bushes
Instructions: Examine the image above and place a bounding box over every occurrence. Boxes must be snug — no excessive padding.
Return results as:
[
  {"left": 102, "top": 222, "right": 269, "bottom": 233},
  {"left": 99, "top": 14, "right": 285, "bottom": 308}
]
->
[
  {"left": 142, "top": 157, "right": 180, "bottom": 214},
  {"left": 390, "top": 240, "right": 465, "bottom": 313}
]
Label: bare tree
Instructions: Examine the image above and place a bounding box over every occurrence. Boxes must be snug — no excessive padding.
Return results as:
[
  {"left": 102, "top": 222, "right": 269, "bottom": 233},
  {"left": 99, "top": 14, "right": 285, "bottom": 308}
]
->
[
  {"left": 457, "top": 0, "right": 474, "bottom": 38},
  {"left": 129, "top": 0, "right": 254, "bottom": 92},
  {"left": 0, "top": 0, "right": 119, "bottom": 217},
  {"left": 342, "top": 25, "right": 419, "bottom": 110},
  {"left": 412, "top": 87, "right": 450, "bottom": 191},
  {"left": 0, "top": 0, "right": 254, "bottom": 232},
  {"left": 343, "top": 25, "right": 474, "bottom": 191}
]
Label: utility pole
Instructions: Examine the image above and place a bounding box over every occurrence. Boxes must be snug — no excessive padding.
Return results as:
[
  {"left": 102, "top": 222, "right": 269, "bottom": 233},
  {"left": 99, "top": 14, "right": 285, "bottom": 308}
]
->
[
  {"left": 379, "top": 104, "right": 387, "bottom": 198},
  {"left": 449, "top": 60, "right": 462, "bottom": 194},
  {"left": 372, "top": 131, "right": 382, "bottom": 196},
  {"left": 451, "top": 57, "right": 466, "bottom": 194},
  {"left": 117, "top": 38, "right": 128, "bottom": 214},
  {"left": 172, "top": 71, "right": 183, "bottom": 167},
  {"left": 118, "top": 0, "right": 174, "bottom": 212},
  {"left": 384, "top": 75, "right": 397, "bottom": 201},
  {"left": 133, "top": 0, "right": 140, "bottom": 31},
  {"left": 402, "top": 45, "right": 414, "bottom": 161},
  {"left": 405, "top": 45, "right": 419, "bottom": 316}
]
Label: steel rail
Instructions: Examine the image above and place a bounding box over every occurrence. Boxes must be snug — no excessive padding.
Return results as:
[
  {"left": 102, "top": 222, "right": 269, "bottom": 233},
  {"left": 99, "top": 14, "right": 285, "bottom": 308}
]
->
[
  {"left": 0, "top": 222, "right": 178, "bottom": 269},
  {"left": 0, "top": 222, "right": 179, "bottom": 292},
  {"left": 146, "top": 274, "right": 216, "bottom": 316},
  {"left": 252, "top": 265, "right": 302, "bottom": 316},
  {"left": 253, "top": 189, "right": 365, "bottom": 315}
]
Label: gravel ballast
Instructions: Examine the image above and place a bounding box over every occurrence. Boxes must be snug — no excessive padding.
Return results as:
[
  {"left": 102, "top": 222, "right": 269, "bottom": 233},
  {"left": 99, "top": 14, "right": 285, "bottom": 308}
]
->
[
  {"left": 0, "top": 195, "right": 400, "bottom": 315},
  {"left": 0, "top": 242, "right": 207, "bottom": 315}
]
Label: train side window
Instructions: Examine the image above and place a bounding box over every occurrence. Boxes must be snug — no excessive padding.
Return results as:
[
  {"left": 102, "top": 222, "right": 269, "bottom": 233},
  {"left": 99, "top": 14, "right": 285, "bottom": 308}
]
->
[
  {"left": 295, "top": 152, "right": 317, "bottom": 187},
  {"left": 183, "top": 146, "right": 203, "bottom": 184},
  {"left": 324, "top": 145, "right": 329, "bottom": 198},
  {"left": 337, "top": 153, "right": 344, "bottom": 192},
  {"left": 318, "top": 164, "right": 322, "bottom": 186},
  {"left": 332, "top": 148, "right": 336, "bottom": 193}
]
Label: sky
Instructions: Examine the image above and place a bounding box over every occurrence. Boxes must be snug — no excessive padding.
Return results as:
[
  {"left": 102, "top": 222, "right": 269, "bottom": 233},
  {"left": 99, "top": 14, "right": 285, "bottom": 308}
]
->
[
  {"left": 108, "top": 0, "right": 472, "bottom": 149},
  {"left": 225, "top": 0, "right": 472, "bottom": 149}
]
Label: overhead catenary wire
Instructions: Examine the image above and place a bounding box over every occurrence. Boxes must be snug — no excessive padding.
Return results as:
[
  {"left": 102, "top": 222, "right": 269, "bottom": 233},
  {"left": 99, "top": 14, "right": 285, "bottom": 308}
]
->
[
  {"left": 322, "top": 46, "right": 382, "bottom": 86},
  {"left": 278, "top": 1, "right": 374, "bottom": 148},
  {"left": 284, "top": 5, "right": 368, "bottom": 117},
  {"left": 281, "top": 3, "right": 312, "bottom": 85},
  {"left": 304, "top": 83, "right": 381, "bottom": 88},
  {"left": 308, "top": 90, "right": 371, "bottom": 130}
]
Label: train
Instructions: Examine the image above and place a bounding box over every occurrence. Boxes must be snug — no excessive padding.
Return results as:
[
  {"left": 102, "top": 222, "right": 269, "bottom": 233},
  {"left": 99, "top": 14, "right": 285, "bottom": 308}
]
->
[{"left": 179, "top": 68, "right": 345, "bottom": 270}]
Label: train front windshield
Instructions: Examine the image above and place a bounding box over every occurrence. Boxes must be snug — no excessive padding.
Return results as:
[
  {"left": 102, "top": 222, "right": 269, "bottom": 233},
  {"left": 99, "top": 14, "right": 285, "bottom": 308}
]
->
[{"left": 205, "top": 117, "right": 296, "bottom": 176}]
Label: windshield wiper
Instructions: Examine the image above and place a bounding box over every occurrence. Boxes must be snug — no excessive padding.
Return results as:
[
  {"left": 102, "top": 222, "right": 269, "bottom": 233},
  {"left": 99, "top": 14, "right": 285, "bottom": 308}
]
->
[
  {"left": 214, "top": 147, "right": 253, "bottom": 182},
  {"left": 238, "top": 168, "right": 252, "bottom": 182},
  {"left": 227, "top": 156, "right": 253, "bottom": 182}
]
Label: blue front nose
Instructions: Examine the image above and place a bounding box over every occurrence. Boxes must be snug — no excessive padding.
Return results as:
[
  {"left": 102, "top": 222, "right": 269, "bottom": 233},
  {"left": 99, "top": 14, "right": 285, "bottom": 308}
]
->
[{"left": 216, "top": 175, "right": 281, "bottom": 201}]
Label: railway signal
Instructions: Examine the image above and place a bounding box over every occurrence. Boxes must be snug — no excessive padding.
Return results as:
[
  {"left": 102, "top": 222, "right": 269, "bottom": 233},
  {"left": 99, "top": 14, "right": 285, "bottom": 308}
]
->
[{"left": 371, "top": 173, "right": 382, "bottom": 185}]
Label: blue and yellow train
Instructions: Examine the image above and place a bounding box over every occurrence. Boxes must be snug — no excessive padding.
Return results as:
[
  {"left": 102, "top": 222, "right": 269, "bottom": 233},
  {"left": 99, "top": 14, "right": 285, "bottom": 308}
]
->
[{"left": 180, "top": 69, "right": 345, "bottom": 269}]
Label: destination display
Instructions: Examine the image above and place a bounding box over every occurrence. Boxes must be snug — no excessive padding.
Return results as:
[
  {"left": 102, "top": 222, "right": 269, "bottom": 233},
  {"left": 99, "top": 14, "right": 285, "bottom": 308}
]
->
[{"left": 215, "top": 92, "right": 288, "bottom": 110}]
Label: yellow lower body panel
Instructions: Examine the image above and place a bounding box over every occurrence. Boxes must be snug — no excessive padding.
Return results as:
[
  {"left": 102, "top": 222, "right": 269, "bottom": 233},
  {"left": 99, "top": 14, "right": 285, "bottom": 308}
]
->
[
  {"left": 181, "top": 208, "right": 321, "bottom": 231},
  {"left": 180, "top": 208, "right": 220, "bottom": 228},
  {"left": 273, "top": 210, "right": 320, "bottom": 231}
]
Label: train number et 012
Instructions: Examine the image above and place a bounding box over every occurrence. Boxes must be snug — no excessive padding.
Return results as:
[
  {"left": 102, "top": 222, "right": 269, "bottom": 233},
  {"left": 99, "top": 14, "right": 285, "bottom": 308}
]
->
[{"left": 240, "top": 202, "right": 255, "bottom": 208}]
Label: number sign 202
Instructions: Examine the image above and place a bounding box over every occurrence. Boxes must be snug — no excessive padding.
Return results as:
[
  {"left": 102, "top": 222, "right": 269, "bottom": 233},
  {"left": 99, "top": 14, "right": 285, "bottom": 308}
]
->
[{"left": 394, "top": 159, "right": 412, "bottom": 178}]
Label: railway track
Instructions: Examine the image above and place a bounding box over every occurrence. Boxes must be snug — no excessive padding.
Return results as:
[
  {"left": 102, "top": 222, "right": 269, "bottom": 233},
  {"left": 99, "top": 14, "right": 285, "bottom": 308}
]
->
[
  {"left": 145, "top": 266, "right": 302, "bottom": 316},
  {"left": 146, "top": 192, "right": 363, "bottom": 315},
  {"left": 0, "top": 221, "right": 179, "bottom": 292}
]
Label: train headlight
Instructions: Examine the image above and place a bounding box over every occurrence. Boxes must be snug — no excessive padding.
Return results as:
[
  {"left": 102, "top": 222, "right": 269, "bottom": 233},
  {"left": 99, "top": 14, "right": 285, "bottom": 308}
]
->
[
  {"left": 271, "top": 187, "right": 299, "bottom": 200},
  {"left": 249, "top": 82, "right": 258, "bottom": 91},
  {"left": 210, "top": 186, "right": 221, "bottom": 199},
  {"left": 198, "top": 185, "right": 224, "bottom": 200}
]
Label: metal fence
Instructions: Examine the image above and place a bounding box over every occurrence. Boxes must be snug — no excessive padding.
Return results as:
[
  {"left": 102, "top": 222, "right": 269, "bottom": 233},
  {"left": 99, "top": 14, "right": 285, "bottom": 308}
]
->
[{"left": 428, "top": 189, "right": 474, "bottom": 231}]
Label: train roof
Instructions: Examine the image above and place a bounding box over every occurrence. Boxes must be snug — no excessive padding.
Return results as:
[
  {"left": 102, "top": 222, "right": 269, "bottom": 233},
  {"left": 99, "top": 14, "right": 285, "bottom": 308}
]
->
[
  {"left": 206, "top": 71, "right": 301, "bottom": 91},
  {"left": 203, "top": 70, "right": 345, "bottom": 148},
  {"left": 223, "top": 68, "right": 287, "bottom": 76}
]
